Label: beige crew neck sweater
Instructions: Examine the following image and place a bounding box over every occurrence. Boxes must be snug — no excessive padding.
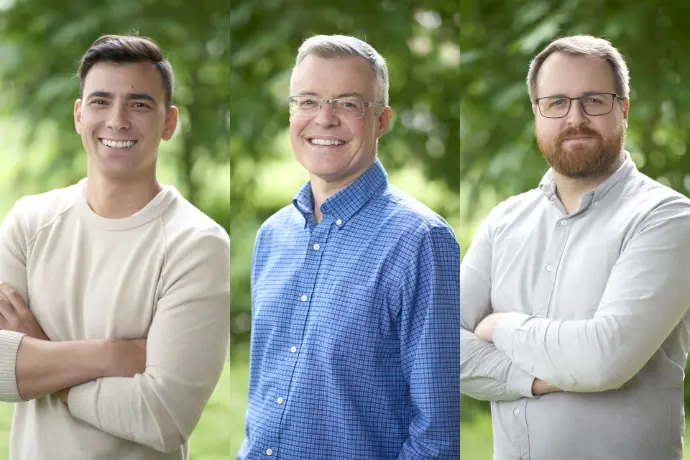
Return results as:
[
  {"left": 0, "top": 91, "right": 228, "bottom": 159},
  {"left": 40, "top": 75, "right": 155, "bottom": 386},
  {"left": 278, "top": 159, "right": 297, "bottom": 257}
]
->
[{"left": 0, "top": 179, "right": 230, "bottom": 459}]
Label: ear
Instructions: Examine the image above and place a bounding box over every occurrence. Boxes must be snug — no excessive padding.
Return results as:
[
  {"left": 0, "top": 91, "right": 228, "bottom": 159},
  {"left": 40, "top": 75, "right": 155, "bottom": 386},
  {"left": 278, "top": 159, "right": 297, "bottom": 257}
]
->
[
  {"left": 375, "top": 106, "right": 392, "bottom": 139},
  {"left": 161, "top": 106, "right": 179, "bottom": 141},
  {"left": 74, "top": 99, "right": 82, "bottom": 135},
  {"left": 532, "top": 103, "right": 538, "bottom": 116},
  {"left": 621, "top": 97, "right": 630, "bottom": 121}
]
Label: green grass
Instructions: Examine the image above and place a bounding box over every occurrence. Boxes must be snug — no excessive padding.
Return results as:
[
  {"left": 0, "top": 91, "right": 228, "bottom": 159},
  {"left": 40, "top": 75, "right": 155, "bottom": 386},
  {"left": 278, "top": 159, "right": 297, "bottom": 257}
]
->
[
  {"left": 0, "top": 361, "right": 243, "bottom": 460},
  {"left": 462, "top": 412, "right": 690, "bottom": 459}
]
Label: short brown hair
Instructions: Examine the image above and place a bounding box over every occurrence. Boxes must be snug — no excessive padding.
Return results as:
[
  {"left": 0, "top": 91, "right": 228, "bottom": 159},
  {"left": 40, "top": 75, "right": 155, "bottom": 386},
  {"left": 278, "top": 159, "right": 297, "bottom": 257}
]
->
[
  {"left": 77, "top": 34, "right": 174, "bottom": 108},
  {"left": 527, "top": 35, "right": 629, "bottom": 101}
]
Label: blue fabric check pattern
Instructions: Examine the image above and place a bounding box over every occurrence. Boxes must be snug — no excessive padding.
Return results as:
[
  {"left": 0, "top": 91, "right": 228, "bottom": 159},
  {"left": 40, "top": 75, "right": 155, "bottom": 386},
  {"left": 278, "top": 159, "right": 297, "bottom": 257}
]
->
[{"left": 238, "top": 159, "right": 460, "bottom": 459}]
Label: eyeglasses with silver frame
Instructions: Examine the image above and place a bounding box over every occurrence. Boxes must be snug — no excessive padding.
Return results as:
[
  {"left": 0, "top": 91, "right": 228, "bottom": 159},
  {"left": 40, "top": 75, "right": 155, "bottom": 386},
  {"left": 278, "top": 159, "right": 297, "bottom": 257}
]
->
[
  {"left": 288, "top": 95, "right": 384, "bottom": 119},
  {"left": 534, "top": 92, "right": 623, "bottom": 119}
]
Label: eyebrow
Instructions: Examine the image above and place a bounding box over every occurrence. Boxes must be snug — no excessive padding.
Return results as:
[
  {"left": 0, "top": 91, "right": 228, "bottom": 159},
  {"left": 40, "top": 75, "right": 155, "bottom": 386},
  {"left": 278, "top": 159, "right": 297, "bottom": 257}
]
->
[
  {"left": 296, "top": 91, "right": 367, "bottom": 99},
  {"left": 86, "top": 91, "right": 158, "bottom": 105},
  {"left": 544, "top": 91, "right": 613, "bottom": 98}
]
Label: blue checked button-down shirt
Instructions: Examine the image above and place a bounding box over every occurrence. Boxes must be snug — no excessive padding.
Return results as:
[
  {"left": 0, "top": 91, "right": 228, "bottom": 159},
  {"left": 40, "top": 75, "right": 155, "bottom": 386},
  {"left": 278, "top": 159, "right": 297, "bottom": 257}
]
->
[{"left": 238, "top": 159, "right": 460, "bottom": 460}]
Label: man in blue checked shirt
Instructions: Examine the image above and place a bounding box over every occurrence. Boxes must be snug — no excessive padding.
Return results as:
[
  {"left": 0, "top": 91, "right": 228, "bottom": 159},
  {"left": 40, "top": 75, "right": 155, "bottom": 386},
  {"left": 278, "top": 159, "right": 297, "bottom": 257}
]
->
[{"left": 238, "top": 34, "right": 460, "bottom": 460}]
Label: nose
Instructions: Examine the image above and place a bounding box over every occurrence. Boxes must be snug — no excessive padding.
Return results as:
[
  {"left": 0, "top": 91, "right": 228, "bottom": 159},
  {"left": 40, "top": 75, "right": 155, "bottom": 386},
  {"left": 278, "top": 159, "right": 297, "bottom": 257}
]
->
[
  {"left": 106, "top": 104, "right": 131, "bottom": 130},
  {"left": 565, "top": 99, "right": 589, "bottom": 128},
  {"left": 313, "top": 100, "right": 339, "bottom": 127}
]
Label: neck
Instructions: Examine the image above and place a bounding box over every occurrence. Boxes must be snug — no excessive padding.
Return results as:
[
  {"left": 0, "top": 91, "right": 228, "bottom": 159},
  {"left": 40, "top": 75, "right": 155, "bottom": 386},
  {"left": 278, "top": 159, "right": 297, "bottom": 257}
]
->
[
  {"left": 553, "top": 151, "right": 625, "bottom": 214},
  {"left": 86, "top": 173, "right": 162, "bottom": 219}
]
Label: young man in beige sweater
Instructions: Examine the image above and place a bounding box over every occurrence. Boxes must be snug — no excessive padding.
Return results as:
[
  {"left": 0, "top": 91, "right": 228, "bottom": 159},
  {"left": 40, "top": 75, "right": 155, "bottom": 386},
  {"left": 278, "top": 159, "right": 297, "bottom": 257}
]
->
[{"left": 0, "top": 35, "right": 230, "bottom": 459}]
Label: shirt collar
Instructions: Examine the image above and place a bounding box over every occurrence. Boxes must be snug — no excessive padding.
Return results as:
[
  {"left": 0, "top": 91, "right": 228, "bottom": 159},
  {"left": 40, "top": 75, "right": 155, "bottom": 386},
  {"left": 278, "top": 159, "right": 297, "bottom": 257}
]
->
[
  {"left": 539, "top": 151, "right": 636, "bottom": 207},
  {"left": 292, "top": 158, "right": 388, "bottom": 225}
]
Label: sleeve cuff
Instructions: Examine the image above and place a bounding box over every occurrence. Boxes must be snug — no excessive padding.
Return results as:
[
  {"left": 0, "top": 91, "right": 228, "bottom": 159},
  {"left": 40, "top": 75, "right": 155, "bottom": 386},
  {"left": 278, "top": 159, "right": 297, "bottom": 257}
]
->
[
  {"left": 0, "top": 330, "right": 26, "bottom": 401},
  {"left": 493, "top": 312, "right": 531, "bottom": 360},
  {"left": 68, "top": 380, "right": 100, "bottom": 427},
  {"left": 506, "top": 363, "right": 537, "bottom": 399}
]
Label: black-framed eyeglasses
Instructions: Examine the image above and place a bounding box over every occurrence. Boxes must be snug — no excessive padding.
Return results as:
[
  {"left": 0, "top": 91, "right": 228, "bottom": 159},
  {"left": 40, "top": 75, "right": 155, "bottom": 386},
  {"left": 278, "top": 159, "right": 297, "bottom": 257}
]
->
[
  {"left": 534, "top": 93, "right": 623, "bottom": 118},
  {"left": 288, "top": 95, "right": 384, "bottom": 119}
]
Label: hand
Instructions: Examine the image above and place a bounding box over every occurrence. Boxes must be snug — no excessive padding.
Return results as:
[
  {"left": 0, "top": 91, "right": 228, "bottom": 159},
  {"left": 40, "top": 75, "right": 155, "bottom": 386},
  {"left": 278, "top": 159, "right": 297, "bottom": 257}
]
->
[
  {"left": 532, "top": 378, "right": 562, "bottom": 395},
  {"left": 104, "top": 339, "right": 147, "bottom": 378},
  {"left": 0, "top": 281, "right": 49, "bottom": 340},
  {"left": 474, "top": 312, "right": 511, "bottom": 343}
]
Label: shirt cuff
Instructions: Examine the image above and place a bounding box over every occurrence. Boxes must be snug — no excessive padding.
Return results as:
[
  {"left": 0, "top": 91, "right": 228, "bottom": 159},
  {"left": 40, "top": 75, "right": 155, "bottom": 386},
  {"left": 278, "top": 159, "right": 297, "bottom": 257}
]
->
[
  {"left": 493, "top": 312, "right": 531, "bottom": 360},
  {"left": 68, "top": 380, "right": 100, "bottom": 427},
  {"left": 506, "top": 363, "right": 537, "bottom": 399},
  {"left": 0, "top": 330, "right": 27, "bottom": 402}
]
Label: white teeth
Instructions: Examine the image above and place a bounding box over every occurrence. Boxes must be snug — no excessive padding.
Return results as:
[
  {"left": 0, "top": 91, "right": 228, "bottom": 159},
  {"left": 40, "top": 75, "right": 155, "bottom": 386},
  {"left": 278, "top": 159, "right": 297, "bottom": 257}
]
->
[
  {"left": 310, "top": 138, "right": 344, "bottom": 146},
  {"left": 101, "top": 139, "right": 136, "bottom": 149}
]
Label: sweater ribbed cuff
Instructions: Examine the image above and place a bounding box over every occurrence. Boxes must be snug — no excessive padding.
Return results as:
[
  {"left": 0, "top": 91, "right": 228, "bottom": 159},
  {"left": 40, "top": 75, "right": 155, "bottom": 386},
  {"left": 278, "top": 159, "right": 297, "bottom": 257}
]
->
[
  {"left": 68, "top": 380, "right": 100, "bottom": 427},
  {"left": 0, "top": 330, "right": 26, "bottom": 402}
]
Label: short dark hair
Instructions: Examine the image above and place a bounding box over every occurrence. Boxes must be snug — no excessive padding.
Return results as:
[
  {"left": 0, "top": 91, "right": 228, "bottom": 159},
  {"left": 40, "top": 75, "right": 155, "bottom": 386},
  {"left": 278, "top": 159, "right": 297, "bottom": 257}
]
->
[{"left": 77, "top": 34, "right": 174, "bottom": 108}]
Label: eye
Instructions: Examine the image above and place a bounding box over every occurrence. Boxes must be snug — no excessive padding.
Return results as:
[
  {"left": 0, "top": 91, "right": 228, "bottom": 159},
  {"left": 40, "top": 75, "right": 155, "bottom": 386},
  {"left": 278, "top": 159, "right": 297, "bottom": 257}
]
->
[
  {"left": 90, "top": 99, "right": 107, "bottom": 105},
  {"left": 548, "top": 98, "right": 566, "bottom": 108},
  {"left": 132, "top": 102, "right": 150, "bottom": 109},
  {"left": 299, "top": 98, "right": 318, "bottom": 107},
  {"left": 586, "top": 97, "right": 604, "bottom": 104}
]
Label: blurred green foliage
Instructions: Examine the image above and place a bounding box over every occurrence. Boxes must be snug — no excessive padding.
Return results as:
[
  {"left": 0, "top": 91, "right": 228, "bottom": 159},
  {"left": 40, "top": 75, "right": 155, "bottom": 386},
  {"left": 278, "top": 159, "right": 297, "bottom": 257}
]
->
[
  {"left": 229, "top": 0, "right": 460, "bottom": 349},
  {"left": 460, "top": 0, "right": 690, "bottom": 441}
]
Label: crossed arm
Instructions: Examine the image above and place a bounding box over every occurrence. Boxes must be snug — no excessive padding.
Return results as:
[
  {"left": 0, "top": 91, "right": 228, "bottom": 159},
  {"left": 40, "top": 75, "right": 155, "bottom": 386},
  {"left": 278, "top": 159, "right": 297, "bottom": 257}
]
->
[{"left": 461, "top": 202, "right": 690, "bottom": 398}]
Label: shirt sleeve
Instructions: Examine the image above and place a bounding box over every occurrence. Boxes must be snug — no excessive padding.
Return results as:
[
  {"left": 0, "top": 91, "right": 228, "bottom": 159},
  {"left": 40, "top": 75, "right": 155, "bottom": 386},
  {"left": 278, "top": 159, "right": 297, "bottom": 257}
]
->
[
  {"left": 0, "top": 200, "right": 30, "bottom": 402},
  {"left": 396, "top": 225, "right": 460, "bottom": 459},
  {"left": 493, "top": 201, "right": 690, "bottom": 392},
  {"left": 460, "top": 210, "right": 535, "bottom": 401},
  {"left": 67, "top": 226, "right": 230, "bottom": 453}
]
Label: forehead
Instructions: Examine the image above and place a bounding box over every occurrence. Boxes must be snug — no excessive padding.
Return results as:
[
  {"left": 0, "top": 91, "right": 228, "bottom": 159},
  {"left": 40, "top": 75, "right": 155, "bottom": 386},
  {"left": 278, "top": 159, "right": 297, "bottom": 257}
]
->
[
  {"left": 291, "top": 55, "right": 376, "bottom": 98},
  {"left": 83, "top": 61, "right": 165, "bottom": 100},
  {"left": 536, "top": 53, "right": 616, "bottom": 97}
]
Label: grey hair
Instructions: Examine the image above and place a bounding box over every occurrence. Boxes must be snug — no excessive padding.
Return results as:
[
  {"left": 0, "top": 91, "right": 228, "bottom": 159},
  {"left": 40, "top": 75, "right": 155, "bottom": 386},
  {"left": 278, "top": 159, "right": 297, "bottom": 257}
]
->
[
  {"left": 527, "top": 35, "right": 630, "bottom": 101},
  {"left": 289, "top": 34, "right": 389, "bottom": 108}
]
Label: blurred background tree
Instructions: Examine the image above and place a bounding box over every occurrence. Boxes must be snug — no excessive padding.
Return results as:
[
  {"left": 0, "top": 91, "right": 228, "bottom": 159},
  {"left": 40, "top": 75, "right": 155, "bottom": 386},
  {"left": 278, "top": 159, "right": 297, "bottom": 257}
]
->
[
  {"left": 230, "top": 0, "right": 459, "bottom": 452},
  {"left": 461, "top": 0, "right": 690, "bottom": 457},
  {"left": 0, "top": 1, "right": 231, "bottom": 458}
]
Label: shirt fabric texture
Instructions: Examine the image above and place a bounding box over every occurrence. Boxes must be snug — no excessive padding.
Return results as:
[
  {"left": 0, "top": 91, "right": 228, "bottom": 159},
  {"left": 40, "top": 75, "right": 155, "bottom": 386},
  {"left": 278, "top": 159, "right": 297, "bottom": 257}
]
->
[
  {"left": 239, "top": 159, "right": 460, "bottom": 459},
  {"left": 460, "top": 153, "right": 690, "bottom": 460},
  {"left": 0, "top": 180, "right": 230, "bottom": 459}
]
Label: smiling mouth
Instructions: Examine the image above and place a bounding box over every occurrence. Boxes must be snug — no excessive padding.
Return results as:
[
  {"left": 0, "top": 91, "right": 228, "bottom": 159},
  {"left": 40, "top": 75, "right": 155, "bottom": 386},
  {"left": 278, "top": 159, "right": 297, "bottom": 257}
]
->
[
  {"left": 100, "top": 138, "right": 138, "bottom": 149},
  {"left": 307, "top": 137, "right": 346, "bottom": 146}
]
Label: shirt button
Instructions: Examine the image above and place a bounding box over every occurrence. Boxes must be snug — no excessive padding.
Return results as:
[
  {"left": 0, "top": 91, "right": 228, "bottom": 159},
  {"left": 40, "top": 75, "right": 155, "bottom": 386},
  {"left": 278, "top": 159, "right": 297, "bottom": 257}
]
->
[
  {"left": 313, "top": 243, "right": 320, "bottom": 250},
  {"left": 276, "top": 397, "right": 284, "bottom": 404},
  {"left": 336, "top": 219, "right": 343, "bottom": 226},
  {"left": 560, "top": 220, "right": 567, "bottom": 226},
  {"left": 300, "top": 295, "right": 307, "bottom": 302},
  {"left": 513, "top": 408, "right": 520, "bottom": 416},
  {"left": 290, "top": 346, "right": 297, "bottom": 353},
  {"left": 266, "top": 449, "right": 273, "bottom": 456},
  {"left": 545, "top": 265, "right": 553, "bottom": 272}
]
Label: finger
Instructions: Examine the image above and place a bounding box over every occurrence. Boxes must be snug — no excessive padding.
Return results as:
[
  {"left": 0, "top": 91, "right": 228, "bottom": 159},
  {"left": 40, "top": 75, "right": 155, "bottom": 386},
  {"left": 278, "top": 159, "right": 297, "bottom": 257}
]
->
[
  {"left": 0, "top": 297, "right": 17, "bottom": 326},
  {"left": 0, "top": 283, "right": 28, "bottom": 313}
]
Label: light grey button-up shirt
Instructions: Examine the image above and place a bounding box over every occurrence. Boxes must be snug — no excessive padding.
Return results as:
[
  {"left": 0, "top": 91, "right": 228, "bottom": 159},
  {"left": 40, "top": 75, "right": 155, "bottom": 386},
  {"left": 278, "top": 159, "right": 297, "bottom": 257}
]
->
[{"left": 461, "top": 153, "right": 690, "bottom": 460}]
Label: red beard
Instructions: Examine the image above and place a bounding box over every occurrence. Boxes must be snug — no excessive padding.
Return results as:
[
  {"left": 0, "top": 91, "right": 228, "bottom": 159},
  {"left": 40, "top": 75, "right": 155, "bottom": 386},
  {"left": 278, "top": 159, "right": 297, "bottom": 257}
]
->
[{"left": 537, "top": 124, "right": 625, "bottom": 178}]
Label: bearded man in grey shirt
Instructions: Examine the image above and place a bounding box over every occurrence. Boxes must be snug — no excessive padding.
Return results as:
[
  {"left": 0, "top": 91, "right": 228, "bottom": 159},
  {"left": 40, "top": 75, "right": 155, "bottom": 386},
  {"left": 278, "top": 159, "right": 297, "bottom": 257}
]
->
[{"left": 461, "top": 35, "right": 690, "bottom": 460}]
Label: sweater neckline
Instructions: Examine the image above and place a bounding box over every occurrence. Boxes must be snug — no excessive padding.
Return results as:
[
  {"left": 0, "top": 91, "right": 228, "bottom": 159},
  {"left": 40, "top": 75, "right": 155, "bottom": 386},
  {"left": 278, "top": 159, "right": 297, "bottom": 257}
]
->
[{"left": 75, "top": 178, "right": 177, "bottom": 231}]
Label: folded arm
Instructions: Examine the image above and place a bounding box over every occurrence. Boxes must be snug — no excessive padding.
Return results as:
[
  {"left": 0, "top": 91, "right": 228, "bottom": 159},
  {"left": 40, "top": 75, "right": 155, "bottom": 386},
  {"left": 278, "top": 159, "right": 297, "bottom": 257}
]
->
[
  {"left": 0, "top": 200, "right": 145, "bottom": 402},
  {"left": 459, "top": 214, "right": 536, "bottom": 402},
  {"left": 66, "top": 228, "right": 230, "bottom": 453},
  {"left": 493, "top": 203, "right": 690, "bottom": 392}
]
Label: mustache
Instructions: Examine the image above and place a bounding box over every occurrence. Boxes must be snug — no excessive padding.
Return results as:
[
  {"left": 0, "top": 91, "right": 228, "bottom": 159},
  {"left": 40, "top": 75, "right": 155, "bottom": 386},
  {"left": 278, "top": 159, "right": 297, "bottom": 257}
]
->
[{"left": 556, "top": 127, "right": 602, "bottom": 144}]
